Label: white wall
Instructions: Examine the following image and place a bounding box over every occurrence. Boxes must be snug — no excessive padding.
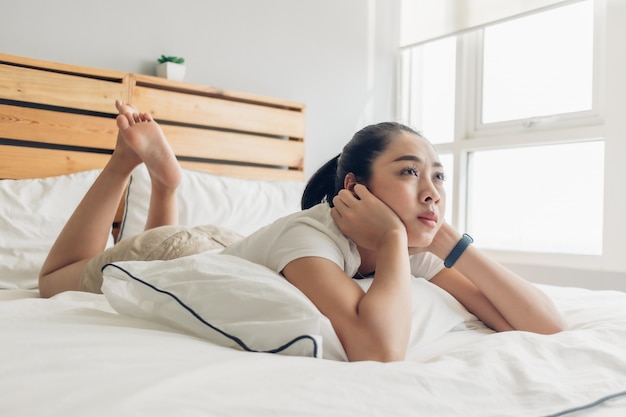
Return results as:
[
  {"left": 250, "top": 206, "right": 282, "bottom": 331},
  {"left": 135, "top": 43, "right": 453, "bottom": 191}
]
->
[{"left": 0, "top": 0, "right": 400, "bottom": 178}]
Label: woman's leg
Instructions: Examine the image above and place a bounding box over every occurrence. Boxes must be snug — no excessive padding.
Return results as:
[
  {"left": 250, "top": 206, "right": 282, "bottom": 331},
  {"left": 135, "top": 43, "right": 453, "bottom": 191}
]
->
[
  {"left": 39, "top": 101, "right": 181, "bottom": 297},
  {"left": 121, "top": 112, "right": 182, "bottom": 231}
]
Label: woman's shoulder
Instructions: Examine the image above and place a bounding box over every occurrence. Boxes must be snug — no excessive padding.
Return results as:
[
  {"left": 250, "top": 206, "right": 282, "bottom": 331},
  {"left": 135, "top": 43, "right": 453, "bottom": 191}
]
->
[
  {"left": 298, "top": 202, "right": 333, "bottom": 223},
  {"left": 223, "top": 202, "right": 359, "bottom": 275},
  {"left": 259, "top": 202, "right": 334, "bottom": 231},
  {"left": 289, "top": 203, "right": 346, "bottom": 239},
  {"left": 225, "top": 203, "right": 339, "bottom": 252},
  {"left": 274, "top": 202, "right": 331, "bottom": 224}
]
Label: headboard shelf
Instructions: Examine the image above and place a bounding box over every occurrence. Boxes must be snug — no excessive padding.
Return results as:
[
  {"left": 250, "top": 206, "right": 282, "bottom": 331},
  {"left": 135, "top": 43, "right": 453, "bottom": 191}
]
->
[
  {"left": 0, "top": 53, "right": 306, "bottom": 181},
  {"left": 132, "top": 74, "right": 304, "bottom": 111}
]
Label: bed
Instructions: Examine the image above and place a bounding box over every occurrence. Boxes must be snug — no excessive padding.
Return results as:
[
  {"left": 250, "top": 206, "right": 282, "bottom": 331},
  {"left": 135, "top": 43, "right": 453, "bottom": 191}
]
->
[{"left": 1, "top": 53, "right": 626, "bottom": 417}]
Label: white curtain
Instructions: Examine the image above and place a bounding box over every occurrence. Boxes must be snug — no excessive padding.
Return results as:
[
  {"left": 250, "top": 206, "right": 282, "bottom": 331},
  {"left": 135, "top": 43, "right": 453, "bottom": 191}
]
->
[{"left": 400, "top": 0, "right": 582, "bottom": 47}]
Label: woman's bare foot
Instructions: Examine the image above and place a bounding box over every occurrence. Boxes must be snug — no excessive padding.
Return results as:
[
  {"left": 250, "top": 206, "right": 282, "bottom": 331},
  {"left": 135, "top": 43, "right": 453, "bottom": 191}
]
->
[
  {"left": 114, "top": 105, "right": 182, "bottom": 191},
  {"left": 105, "top": 100, "right": 143, "bottom": 174}
]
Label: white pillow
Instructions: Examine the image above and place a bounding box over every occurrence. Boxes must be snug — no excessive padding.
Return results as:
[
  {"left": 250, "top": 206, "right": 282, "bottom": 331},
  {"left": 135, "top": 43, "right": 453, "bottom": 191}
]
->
[
  {"left": 101, "top": 253, "right": 340, "bottom": 359},
  {"left": 356, "top": 277, "right": 482, "bottom": 347},
  {"left": 119, "top": 165, "right": 305, "bottom": 240},
  {"left": 0, "top": 170, "right": 115, "bottom": 289},
  {"left": 101, "top": 251, "right": 477, "bottom": 361}
]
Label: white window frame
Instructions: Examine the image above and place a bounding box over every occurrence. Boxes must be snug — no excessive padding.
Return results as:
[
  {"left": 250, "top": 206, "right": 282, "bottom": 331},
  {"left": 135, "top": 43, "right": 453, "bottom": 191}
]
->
[
  {"left": 398, "top": 0, "right": 609, "bottom": 271},
  {"left": 466, "top": 0, "right": 605, "bottom": 139}
]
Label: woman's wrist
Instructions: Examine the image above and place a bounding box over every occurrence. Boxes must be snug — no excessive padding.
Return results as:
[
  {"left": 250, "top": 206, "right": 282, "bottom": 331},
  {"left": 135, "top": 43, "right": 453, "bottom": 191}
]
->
[
  {"left": 443, "top": 233, "right": 474, "bottom": 268},
  {"left": 429, "top": 223, "right": 462, "bottom": 260}
]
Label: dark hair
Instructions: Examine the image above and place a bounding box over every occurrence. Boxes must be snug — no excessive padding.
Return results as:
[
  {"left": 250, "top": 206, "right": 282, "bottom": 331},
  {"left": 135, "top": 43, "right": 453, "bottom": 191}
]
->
[{"left": 301, "top": 122, "right": 421, "bottom": 209}]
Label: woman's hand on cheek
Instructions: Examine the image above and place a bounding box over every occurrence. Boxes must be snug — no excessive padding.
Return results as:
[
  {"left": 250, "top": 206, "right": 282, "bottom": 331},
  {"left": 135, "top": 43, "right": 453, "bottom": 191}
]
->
[{"left": 330, "top": 184, "right": 407, "bottom": 250}]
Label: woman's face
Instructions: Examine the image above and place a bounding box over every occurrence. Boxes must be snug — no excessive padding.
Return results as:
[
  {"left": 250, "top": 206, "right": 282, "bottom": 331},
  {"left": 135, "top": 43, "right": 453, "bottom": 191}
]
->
[{"left": 366, "top": 131, "right": 446, "bottom": 249}]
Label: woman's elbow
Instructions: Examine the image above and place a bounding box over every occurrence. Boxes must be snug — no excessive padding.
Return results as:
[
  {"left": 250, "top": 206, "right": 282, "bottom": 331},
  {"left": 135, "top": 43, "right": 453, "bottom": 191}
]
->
[
  {"left": 523, "top": 315, "right": 568, "bottom": 335},
  {"left": 346, "top": 340, "right": 407, "bottom": 363},
  {"left": 368, "top": 350, "right": 406, "bottom": 363},
  {"left": 539, "top": 318, "right": 568, "bottom": 334}
]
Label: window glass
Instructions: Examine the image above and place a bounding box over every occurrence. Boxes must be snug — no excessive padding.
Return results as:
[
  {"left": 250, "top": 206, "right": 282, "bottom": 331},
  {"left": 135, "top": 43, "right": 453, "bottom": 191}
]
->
[
  {"left": 403, "top": 37, "right": 456, "bottom": 144},
  {"left": 467, "top": 141, "right": 604, "bottom": 255},
  {"left": 482, "top": 0, "right": 594, "bottom": 124},
  {"left": 437, "top": 152, "right": 454, "bottom": 222}
]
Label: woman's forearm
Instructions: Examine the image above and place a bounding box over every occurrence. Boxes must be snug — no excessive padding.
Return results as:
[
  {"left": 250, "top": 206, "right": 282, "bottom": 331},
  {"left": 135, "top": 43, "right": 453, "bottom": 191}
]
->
[
  {"left": 451, "top": 245, "right": 566, "bottom": 333},
  {"left": 354, "top": 231, "right": 413, "bottom": 361},
  {"left": 428, "top": 224, "right": 566, "bottom": 334}
]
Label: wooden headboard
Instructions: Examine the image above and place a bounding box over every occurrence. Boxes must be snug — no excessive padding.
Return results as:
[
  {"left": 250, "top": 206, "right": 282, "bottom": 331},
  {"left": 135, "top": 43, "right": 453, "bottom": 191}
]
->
[
  {"left": 0, "top": 53, "right": 305, "bottom": 181},
  {"left": 0, "top": 53, "right": 305, "bottom": 238}
]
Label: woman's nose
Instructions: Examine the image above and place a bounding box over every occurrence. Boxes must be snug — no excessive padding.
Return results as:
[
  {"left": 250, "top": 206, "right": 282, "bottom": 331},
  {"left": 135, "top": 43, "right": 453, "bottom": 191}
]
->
[{"left": 420, "top": 180, "right": 441, "bottom": 204}]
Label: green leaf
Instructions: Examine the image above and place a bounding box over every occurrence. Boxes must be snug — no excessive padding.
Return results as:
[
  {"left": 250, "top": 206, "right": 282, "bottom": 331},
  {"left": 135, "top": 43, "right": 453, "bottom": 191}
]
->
[{"left": 157, "top": 55, "right": 185, "bottom": 64}]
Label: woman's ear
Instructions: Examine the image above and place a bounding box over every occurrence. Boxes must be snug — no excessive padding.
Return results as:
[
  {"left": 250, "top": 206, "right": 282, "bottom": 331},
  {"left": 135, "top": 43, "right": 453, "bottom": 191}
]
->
[{"left": 344, "top": 173, "right": 358, "bottom": 192}]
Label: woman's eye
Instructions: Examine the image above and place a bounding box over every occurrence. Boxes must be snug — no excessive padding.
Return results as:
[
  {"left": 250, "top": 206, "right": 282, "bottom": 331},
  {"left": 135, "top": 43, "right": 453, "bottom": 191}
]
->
[
  {"left": 402, "top": 167, "right": 419, "bottom": 176},
  {"left": 434, "top": 172, "right": 446, "bottom": 182}
]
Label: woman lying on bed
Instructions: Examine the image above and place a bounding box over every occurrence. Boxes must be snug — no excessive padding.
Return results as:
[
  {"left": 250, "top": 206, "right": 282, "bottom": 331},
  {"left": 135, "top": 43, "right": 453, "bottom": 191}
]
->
[{"left": 39, "top": 101, "right": 566, "bottom": 362}]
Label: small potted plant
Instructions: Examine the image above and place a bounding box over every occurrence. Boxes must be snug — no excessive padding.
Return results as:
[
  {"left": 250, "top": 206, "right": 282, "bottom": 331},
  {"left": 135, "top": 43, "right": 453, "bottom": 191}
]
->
[{"left": 156, "top": 55, "right": 186, "bottom": 81}]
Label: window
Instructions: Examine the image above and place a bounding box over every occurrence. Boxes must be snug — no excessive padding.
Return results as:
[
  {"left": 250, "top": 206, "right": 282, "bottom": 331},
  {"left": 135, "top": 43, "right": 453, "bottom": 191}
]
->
[
  {"left": 438, "top": 153, "right": 454, "bottom": 223},
  {"left": 399, "top": 0, "right": 604, "bottom": 258},
  {"left": 467, "top": 141, "right": 604, "bottom": 255},
  {"left": 399, "top": 37, "right": 456, "bottom": 144},
  {"left": 480, "top": 0, "right": 595, "bottom": 125}
]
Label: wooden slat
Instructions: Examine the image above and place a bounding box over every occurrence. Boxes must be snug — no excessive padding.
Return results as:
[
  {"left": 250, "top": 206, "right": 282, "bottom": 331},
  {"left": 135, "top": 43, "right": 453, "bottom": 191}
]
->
[
  {"left": 132, "top": 85, "right": 305, "bottom": 139},
  {"left": 0, "top": 63, "right": 128, "bottom": 114},
  {"left": 161, "top": 124, "right": 304, "bottom": 169},
  {"left": 0, "top": 143, "right": 304, "bottom": 182},
  {"left": 0, "top": 104, "right": 117, "bottom": 149},
  {"left": 179, "top": 160, "right": 304, "bottom": 181},
  {"left": 0, "top": 145, "right": 111, "bottom": 179},
  {"left": 132, "top": 73, "right": 305, "bottom": 111},
  {"left": 0, "top": 53, "right": 128, "bottom": 81}
]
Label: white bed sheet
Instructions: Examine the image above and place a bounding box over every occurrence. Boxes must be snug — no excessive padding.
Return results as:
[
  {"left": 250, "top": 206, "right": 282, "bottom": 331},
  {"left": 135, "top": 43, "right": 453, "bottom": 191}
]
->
[{"left": 1, "top": 284, "right": 626, "bottom": 417}]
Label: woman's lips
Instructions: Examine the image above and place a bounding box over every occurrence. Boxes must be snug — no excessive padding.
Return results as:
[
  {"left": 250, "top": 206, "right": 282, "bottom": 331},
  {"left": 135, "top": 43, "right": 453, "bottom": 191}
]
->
[{"left": 417, "top": 212, "right": 438, "bottom": 228}]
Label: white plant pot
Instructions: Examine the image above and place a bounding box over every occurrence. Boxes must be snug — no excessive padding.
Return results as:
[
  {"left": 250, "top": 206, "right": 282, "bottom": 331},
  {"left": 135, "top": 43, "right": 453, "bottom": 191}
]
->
[{"left": 156, "top": 62, "right": 186, "bottom": 81}]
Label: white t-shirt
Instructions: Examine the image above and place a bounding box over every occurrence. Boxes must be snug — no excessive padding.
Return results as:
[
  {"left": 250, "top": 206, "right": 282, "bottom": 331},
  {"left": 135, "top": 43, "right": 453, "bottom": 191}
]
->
[{"left": 222, "top": 203, "right": 444, "bottom": 280}]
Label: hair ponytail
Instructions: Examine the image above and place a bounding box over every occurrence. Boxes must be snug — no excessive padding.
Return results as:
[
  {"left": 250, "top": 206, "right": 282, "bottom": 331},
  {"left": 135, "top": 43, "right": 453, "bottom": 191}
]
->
[{"left": 301, "top": 154, "right": 340, "bottom": 209}]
